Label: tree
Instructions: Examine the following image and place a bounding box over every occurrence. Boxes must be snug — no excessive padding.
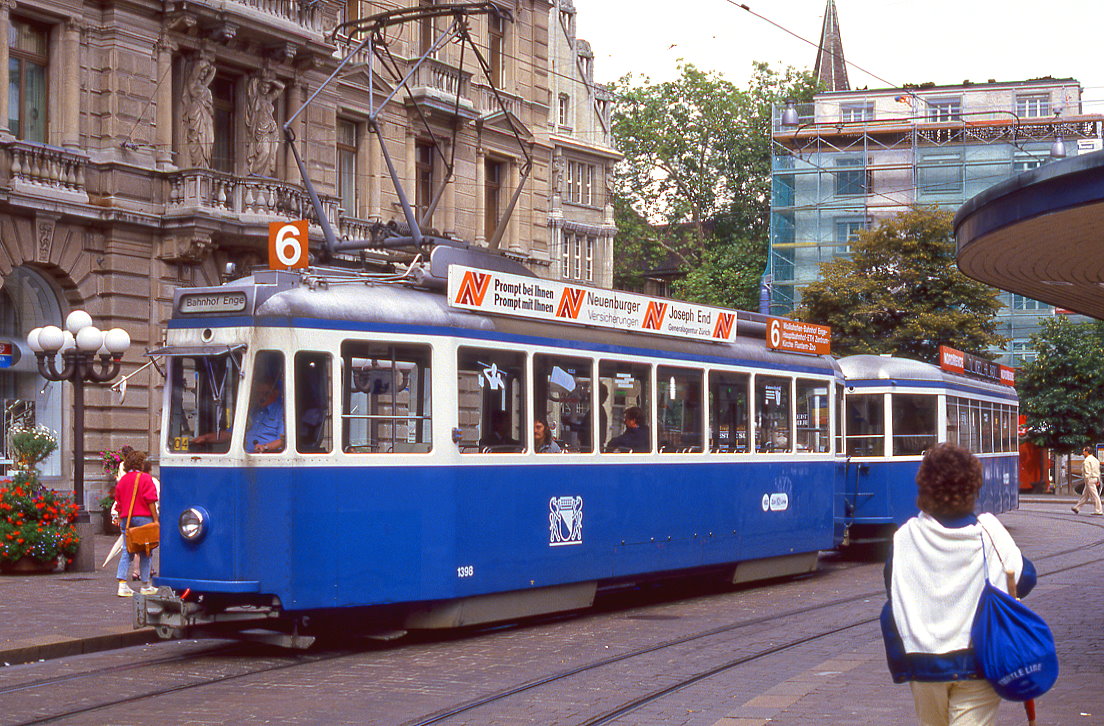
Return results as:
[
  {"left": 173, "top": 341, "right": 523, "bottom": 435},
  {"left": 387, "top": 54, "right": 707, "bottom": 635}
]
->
[
  {"left": 610, "top": 62, "right": 819, "bottom": 308},
  {"left": 1017, "top": 316, "right": 1104, "bottom": 454},
  {"left": 795, "top": 206, "right": 1004, "bottom": 364}
]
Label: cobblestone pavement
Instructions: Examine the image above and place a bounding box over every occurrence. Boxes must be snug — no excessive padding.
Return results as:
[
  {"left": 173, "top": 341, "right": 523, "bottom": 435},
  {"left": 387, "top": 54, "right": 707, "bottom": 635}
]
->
[{"left": 0, "top": 501, "right": 1101, "bottom": 725}]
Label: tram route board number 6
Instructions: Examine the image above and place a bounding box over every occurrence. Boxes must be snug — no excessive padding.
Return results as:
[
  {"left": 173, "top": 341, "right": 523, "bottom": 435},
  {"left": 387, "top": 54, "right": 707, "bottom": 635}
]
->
[{"left": 268, "top": 220, "right": 309, "bottom": 269}]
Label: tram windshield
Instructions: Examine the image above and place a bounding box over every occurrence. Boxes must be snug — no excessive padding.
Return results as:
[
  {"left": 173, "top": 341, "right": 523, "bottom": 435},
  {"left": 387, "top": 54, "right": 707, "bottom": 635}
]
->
[{"left": 166, "top": 352, "right": 243, "bottom": 454}]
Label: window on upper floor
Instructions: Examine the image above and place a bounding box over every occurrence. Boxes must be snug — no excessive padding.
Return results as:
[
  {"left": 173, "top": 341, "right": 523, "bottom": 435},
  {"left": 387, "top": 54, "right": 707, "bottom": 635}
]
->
[
  {"left": 1012, "top": 153, "right": 1043, "bottom": 174},
  {"left": 1012, "top": 294, "right": 1052, "bottom": 311},
  {"left": 1016, "top": 93, "right": 1050, "bottom": 118},
  {"left": 559, "top": 8, "right": 575, "bottom": 38},
  {"left": 562, "top": 231, "right": 595, "bottom": 282},
  {"left": 9, "top": 18, "right": 49, "bottom": 143},
  {"left": 835, "top": 219, "right": 866, "bottom": 250},
  {"left": 337, "top": 118, "right": 359, "bottom": 214},
  {"left": 558, "top": 93, "right": 570, "bottom": 127},
  {"left": 211, "top": 75, "right": 236, "bottom": 174},
  {"left": 833, "top": 158, "right": 867, "bottom": 196},
  {"left": 484, "top": 157, "right": 504, "bottom": 240},
  {"left": 566, "top": 161, "right": 596, "bottom": 205},
  {"left": 488, "top": 12, "right": 505, "bottom": 86},
  {"left": 927, "top": 98, "right": 961, "bottom": 122},
  {"left": 419, "top": 0, "right": 436, "bottom": 55},
  {"left": 918, "top": 152, "right": 963, "bottom": 196},
  {"left": 416, "top": 141, "right": 436, "bottom": 226},
  {"left": 841, "top": 102, "right": 874, "bottom": 122}
]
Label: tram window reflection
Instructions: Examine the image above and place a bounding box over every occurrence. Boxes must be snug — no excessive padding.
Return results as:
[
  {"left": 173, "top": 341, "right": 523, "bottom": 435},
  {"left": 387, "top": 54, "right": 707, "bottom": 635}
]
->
[
  {"left": 243, "top": 351, "right": 286, "bottom": 454},
  {"left": 755, "top": 375, "right": 792, "bottom": 453},
  {"left": 846, "top": 393, "right": 884, "bottom": 456},
  {"left": 891, "top": 393, "right": 936, "bottom": 456},
  {"left": 295, "top": 352, "right": 332, "bottom": 454},
  {"left": 534, "top": 354, "right": 592, "bottom": 453},
  {"left": 342, "top": 343, "right": 432, "bottom": 454},
  {"left": 457, "top": 347, "right": 526, "bottom": 453},
  {"left": 598, "top": 361, "right": 651, "bottom": 453},
  {"left": 168, "top": 353, "right": 242, "bottom": 454},
  {"left": 795, "top": 379, "right": 829, "bottom": 453},
  {"left": 657, "top": 367, "right": 702, "bottom": 453},
  {"left": 709, "top": 371, "right": 749, "bottom": 453}
]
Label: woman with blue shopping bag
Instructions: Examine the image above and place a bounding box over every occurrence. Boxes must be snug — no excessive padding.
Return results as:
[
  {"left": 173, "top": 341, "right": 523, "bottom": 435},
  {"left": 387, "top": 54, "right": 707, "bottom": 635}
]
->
[{"left": 880, "top": 443, "right": 1050, "bottom": 725}]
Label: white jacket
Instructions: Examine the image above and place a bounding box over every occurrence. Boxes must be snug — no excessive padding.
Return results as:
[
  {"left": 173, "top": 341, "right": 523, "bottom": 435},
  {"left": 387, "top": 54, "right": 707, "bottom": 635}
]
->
[{"left": 890, "top": 512, "right": 1023, "bottom": 654}]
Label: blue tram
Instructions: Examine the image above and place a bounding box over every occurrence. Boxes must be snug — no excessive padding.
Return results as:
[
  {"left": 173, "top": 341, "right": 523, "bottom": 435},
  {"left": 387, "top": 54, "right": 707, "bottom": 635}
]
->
[
  {"left": 837, "top": 354, "right": 1019, "bottom": 545},
  {"left": 139, "top": 261, "right": 849, "bottom": 644}
]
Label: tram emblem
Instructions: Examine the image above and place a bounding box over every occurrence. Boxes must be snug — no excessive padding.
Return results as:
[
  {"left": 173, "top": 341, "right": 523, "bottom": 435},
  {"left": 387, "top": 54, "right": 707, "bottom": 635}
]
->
[
  {"left": 713, "top": 312, "right": 735, "bottom": 339},
  {"left": 556, "top": 287, "right": 586, "bottom": 319},
  {"left": 455, "top": 270, "right": 492, "bottom": 306},
  {"left": 549, "top": 496, "right": 583, "bottom": 546}
]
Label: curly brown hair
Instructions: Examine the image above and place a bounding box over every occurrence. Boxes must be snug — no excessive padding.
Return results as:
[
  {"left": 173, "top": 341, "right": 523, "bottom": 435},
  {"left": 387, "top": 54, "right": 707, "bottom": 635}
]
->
[
  {"left": 122, "top": 449, "right": 148, "bottom": 473},
  {"left": 915, "top": 442, "right": 981, "bottom": 517}
]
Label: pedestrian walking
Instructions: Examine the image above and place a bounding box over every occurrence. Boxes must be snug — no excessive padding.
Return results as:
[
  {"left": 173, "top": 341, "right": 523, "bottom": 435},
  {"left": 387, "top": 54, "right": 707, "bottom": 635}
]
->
[
  {"left": 114, "top": 449, "right": 159, "bottom": 597},
  {"left": 881, "top": 443, "right": 1038, "bottom": 726},
  {"left": 1072, "top": 445, "right": 1103, "bottom": 515}
]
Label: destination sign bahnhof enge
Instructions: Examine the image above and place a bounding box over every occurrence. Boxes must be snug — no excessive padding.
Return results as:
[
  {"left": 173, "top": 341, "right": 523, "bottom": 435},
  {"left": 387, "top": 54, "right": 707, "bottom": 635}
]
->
[{"left": 447, "top": 266, "right": 830, "bottom": 354}]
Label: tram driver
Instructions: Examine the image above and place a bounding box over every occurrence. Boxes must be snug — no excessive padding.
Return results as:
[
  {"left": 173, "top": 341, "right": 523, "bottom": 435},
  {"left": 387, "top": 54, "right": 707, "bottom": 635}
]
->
[{"left": 192, "top": 376, "right": 285, "bottom": 454}]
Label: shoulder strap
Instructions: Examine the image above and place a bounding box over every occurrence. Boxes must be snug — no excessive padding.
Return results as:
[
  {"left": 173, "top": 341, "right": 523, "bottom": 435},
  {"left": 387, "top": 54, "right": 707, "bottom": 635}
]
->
[
  {"left": 125, "top": 471, "right": 141, "bottom": 529},
  {"left": 979, "top": 525, "right": 1008, "bottom": 587}
]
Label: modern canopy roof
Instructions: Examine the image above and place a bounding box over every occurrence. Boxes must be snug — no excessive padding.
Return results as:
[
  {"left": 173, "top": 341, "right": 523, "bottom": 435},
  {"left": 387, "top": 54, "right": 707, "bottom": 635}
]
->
[{"left": 954, "top": 149, "right": 1104, "bottom": 321}]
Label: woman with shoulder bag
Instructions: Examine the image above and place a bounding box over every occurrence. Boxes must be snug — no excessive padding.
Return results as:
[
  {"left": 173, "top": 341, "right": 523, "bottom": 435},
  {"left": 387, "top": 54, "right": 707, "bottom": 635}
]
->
[
  {"left": 114, "top": 449, "right": 159, "bottom": 597},
  {"left": 881, "top": 443, "right": 1038, "bottom": 725}
]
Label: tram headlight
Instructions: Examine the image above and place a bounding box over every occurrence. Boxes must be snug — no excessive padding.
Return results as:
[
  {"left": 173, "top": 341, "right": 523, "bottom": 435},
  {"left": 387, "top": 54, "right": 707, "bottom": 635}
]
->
[{"left": 178, "top": 507, "right": 208, "bottom": 542}]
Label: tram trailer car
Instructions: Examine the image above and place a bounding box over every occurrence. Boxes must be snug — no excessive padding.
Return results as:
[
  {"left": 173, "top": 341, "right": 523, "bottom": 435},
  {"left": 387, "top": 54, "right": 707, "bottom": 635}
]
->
[
  {"left": 138, "top": 267, "right": 848, "bottom": 645},
  {"left": 838, "top": 355, "right": 1019, "bottom": 545}
]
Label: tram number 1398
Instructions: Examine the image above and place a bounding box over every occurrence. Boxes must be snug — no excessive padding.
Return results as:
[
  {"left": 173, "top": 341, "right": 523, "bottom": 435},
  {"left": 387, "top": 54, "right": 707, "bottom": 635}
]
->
[{"left": 457, "top": 565, "right": 475, "bottom": 578}]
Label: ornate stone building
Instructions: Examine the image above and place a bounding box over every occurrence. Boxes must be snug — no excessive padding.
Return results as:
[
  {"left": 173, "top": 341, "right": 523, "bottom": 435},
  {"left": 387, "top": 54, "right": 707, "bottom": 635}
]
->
[{"left": 0, "top": 0, "right": 618, "bottom": 505}]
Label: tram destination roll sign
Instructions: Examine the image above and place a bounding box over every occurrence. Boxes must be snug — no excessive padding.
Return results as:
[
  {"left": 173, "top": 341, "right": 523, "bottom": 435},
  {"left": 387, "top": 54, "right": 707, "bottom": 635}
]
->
[{"left": 448, "top": 266, "right": 831, "bottom": 351}]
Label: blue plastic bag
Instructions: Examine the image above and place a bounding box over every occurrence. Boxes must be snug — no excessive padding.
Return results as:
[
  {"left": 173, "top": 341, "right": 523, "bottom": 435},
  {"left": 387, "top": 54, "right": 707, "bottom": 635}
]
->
[{"left": 971, "top": 579, "right": 1058, "bottom": 701}]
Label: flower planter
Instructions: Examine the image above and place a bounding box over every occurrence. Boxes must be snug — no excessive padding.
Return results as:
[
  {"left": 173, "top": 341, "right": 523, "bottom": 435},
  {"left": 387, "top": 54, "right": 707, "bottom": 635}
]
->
[
  {"left": 100, "top": 509, "right": 121, "bottom": 535},
  {"left": 0, "top": 555, "right": 58, "bottom": 575}
]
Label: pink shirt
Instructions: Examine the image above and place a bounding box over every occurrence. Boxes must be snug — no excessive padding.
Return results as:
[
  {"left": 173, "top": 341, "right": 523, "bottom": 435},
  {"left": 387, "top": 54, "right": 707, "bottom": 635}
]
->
[{"left": 115, "top": 471, "right": 158, "bottom": 518}]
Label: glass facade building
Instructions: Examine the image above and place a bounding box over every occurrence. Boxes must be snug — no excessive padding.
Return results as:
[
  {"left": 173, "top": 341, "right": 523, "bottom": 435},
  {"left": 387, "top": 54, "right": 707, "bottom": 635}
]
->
[{"left": 770, "top": 80, "right": 1104, "bottom": 364}]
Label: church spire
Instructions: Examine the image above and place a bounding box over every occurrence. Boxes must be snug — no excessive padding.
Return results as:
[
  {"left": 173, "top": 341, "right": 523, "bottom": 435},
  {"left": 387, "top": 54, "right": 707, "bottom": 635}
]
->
[{"left": 813, "top": 0, "right": 849, "bottom": 92}]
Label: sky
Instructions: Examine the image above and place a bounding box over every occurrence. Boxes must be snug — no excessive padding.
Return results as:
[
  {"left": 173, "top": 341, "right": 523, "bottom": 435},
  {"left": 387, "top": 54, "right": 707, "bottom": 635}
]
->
[{"left": 574, "top": 0, "right": 1104, "bottom": 110}]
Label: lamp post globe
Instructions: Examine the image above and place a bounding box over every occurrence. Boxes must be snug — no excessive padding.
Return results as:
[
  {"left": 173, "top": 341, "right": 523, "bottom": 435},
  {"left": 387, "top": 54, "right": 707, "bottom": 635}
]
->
[
  {"left": 75, "top": 326, "right": 103, "bottom": 353},
  {"left": 27, "top": 327, "right": 43, "bottom": 353},
  {"left": 37, "top": 325, "right": 65, "bottom": 353},
  {"left": 103, "top": 328, "right": 131, "bottom": 355},
  {"left": 65, "top": 310, "right": 93, "bottom": 335}
]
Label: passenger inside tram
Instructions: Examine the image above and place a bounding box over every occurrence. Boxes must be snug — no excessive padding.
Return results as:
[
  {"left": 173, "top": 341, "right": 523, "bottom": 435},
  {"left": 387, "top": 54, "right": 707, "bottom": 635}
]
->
[{"left": 605, "top": 406, "right": 650, "bottom": 453}]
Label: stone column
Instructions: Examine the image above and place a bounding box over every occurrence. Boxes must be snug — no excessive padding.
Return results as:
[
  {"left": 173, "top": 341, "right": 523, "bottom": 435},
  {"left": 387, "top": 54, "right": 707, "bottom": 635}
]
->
[
  {"left": 60, "top": 20, "right": 82, "bottom": 148},
  {"left": 154, "top": 38, "right": 175, "bottom": 167},
  {"left": 442, "top": 142, "right": 456, "bottom": 235},
  {"left": 404, "top": 127, "right": 416, "bottom": 208},
  {"left": 0, "top": 0, "right": 12, "bottom": 136},
  {"left": 507, "top": 159, "right": 520, "bottom": 251},
  {"left": 475, "top": 147, "right": 485, "bottom": 244}
]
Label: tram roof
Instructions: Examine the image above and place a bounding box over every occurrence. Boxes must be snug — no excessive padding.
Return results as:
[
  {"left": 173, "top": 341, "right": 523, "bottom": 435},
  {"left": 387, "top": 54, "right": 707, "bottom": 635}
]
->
[
  {"left": 838, "top": 354, "right": 1016, "bottom": 398},
  {"left": 211, "top": 271, "right": 841, "bottom": 373}
]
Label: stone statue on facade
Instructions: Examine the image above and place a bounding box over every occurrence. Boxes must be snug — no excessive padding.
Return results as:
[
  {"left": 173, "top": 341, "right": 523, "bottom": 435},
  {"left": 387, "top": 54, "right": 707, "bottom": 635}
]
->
[
  {"left": 245, "top": 66, "right": 285, "bottom": 177},
  {"left": 181, "top": 50, "right": 216, "bottom": 168}
]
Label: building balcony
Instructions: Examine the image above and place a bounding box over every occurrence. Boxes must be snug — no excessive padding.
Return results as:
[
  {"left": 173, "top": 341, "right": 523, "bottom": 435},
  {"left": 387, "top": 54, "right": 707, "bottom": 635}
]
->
[
  {"left": 4, "top": 140, "right": 89, "bottom": 204},
  {"left": 400, "top": 56, "right": 478, "bottom": 119},
  {"left": 165, "top": 0, "right": 325, "bottom": 35}
]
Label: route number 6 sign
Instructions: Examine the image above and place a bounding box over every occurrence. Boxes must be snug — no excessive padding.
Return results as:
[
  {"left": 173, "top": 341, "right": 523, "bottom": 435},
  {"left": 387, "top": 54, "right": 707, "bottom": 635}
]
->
[{"left": 268, "top": 220, "right": 309, "bottom": 269}]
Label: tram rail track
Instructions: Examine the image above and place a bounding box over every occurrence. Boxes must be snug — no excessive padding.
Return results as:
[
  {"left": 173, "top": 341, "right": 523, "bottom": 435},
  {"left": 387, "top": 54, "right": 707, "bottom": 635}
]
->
[{"left": 5, "top": 506, "right": 1097, "bottom": 725}]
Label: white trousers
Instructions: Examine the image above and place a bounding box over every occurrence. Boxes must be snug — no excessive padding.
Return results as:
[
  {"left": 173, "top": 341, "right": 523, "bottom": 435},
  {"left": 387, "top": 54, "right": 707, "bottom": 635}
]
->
[
  {"left": 1074, "top": 477, "right": 1103, "bottom": 514},
  {"left": 910, "top": 680, "right": 1001, "bottom": 726}
]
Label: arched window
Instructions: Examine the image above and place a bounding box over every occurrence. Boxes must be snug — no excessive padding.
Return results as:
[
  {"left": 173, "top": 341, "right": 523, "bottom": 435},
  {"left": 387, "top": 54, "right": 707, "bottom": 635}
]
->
[{"left": 0, "top": 267, "right": 65, "bottom": 477}]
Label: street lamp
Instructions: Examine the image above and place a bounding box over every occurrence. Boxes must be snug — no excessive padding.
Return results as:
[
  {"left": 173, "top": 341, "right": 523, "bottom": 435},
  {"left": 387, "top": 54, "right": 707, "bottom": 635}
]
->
[{"left": 27, "top": 311, "right": 130, "bottom": 572}]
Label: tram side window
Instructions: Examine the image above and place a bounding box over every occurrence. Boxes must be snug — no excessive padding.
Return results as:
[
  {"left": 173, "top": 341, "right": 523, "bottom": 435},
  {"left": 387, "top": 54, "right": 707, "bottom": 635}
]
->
[
  {"left": 846, "top": 393, "right": 884, "bottom": 457},
  {"left": 796, "top": 379, "right": 830, "bottom": 453},
  {"left": 244, "top": 351, "right": 286, "bottom": 454},
  {"left": 599, "top": 361, "right": 651, "bottom": 453},
  {"left": 343, "top": 343, "right": 432, "bottom": 454},
  {"left": 457, "top": 347, "right": 525, "bottom": 453},
  {"left": 947, "top": 397, "right": 962, "bottom": 448},
  {"left": 755, "top": 375, "right": 792, "bottom": 453},
  {"left": 709, "top": 371, "right": 749, "bottom": 453},
  {"left": 167, "top": 353, "right": 242, "bottom": 454},
  {"left": 295, "top": 352, "right": 332, "bottom": 454},
  {"left": 657, "top": 367, "right": 703, "bottom": 453},
  {"left": 534, "top": 354, "right": 593, "bottom": 453},
  {"left": 892, "top": 394, "right": 936, "bottom": 456}
]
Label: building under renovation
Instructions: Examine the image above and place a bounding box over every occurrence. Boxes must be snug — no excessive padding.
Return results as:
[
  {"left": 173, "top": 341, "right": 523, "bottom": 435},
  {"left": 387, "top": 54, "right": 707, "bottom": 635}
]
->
[{"left": 769, "top": 0, "right": 1102, "bottom": 363}]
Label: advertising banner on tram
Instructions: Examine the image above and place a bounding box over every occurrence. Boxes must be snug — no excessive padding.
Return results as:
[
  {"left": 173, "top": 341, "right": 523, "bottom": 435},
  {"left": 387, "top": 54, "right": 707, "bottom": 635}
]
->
[
  {"left": 939, "top": 344, "right": 1015, "bottom": 386},
  {"left": 448, "top": 265, "right": 830, "bottom": 353}
]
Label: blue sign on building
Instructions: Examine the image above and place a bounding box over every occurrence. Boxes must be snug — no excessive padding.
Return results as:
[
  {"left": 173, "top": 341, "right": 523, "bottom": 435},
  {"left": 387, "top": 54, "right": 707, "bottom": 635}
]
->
[{"left": 0, "top": 341, "right": 13, "bottom": 369}]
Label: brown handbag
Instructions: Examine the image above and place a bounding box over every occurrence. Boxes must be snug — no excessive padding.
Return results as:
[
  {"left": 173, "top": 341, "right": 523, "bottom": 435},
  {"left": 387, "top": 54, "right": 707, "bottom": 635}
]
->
[{"left": 123, "top": 471, "right": 160, "bottom": 556}]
